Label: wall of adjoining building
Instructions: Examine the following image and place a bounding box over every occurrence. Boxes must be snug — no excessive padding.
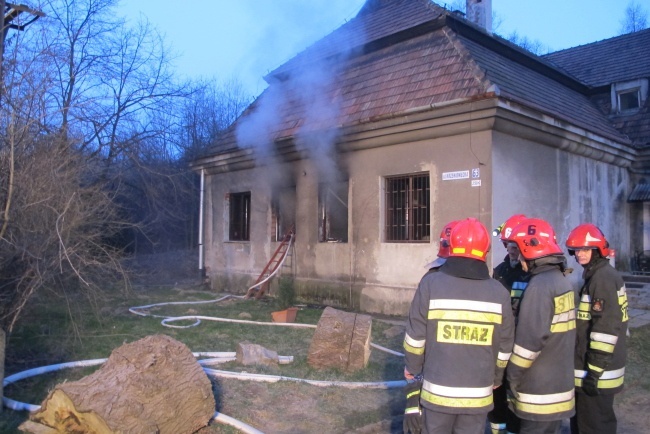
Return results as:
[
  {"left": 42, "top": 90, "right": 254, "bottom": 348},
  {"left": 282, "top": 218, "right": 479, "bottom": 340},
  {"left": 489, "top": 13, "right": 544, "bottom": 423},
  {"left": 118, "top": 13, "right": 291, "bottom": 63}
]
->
[{"left": 492, "top": 130, "right": 631, "bottom": 288}]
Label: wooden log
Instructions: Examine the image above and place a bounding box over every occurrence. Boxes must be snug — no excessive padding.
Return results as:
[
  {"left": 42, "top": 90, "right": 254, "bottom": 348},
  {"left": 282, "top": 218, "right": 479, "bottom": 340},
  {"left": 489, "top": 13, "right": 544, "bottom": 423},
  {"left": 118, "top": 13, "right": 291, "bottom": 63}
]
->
[
  {"left": 307, "top": 307, "right": 372, "bottom": 372},
  {"left": 29, "top": 334, "right": 215, "bottom": 434}
]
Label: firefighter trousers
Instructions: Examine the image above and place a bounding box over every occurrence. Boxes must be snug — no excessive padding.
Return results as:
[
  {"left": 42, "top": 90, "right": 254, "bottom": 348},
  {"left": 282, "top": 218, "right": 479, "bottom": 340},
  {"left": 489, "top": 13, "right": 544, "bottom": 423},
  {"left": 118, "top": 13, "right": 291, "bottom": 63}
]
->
[
  {"left": 422, "top": 409, "right": 486, "bottom": 434},
  {"left": 570, "top": 393, "right": 616, "bottom": 434},
  {"left": 487, "top": 382, "right": 521, "bottom": 433},
  {"left": 519, "top": 419, "right": 562, "bottom": 434}
]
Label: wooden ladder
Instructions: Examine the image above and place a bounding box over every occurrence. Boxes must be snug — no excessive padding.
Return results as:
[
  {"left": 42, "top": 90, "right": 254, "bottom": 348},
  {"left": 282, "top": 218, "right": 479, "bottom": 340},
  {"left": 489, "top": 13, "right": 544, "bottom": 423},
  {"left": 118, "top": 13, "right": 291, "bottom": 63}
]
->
[{"left": 245, "top": 226, "right": 295, "bottom": 299}]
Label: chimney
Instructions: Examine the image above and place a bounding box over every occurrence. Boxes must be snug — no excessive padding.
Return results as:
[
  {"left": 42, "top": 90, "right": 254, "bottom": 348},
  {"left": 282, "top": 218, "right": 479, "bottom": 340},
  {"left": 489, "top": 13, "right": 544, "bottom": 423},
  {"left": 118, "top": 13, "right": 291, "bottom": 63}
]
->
[{"left": 466, "top": 0, "right": 492, "bottom": 33}]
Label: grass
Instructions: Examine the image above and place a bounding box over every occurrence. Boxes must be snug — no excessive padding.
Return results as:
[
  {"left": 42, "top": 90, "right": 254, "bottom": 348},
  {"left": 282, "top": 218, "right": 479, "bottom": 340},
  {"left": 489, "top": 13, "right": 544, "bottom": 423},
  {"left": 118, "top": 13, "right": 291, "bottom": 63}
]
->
[
  {"left": 1, "top": 283, "right": 407, "bottom": 433},
  {"left": 6, "top": 281, "right": 649, "bottom": 433}
]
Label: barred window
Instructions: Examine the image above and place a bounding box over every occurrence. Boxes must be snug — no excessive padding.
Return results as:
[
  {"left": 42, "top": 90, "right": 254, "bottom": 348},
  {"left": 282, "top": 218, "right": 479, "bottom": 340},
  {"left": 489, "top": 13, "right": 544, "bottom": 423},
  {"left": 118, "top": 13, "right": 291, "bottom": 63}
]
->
[
  {"left": 385, "top": 173, "right": 430, "bottom": 242},
  {"left": 229, "top": 191, "right": 251, "bottom": 241}
]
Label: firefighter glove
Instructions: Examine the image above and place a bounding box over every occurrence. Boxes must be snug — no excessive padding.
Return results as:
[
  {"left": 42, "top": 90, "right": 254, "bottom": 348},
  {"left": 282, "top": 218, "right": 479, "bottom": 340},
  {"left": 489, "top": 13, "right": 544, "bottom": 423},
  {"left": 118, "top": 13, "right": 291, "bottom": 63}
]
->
[
  {"left": 582, "top": 373, "right": 600, "bottom": 396},
  {"left": 403, "top": 379, "right": 422, "bottom": 434}
]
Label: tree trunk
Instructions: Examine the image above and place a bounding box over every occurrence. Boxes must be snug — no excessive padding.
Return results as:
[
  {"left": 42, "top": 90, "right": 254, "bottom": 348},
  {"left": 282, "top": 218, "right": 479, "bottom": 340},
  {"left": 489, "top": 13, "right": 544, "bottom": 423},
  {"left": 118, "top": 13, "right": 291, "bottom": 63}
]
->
[
  {"left": 307, "top": 307, "right": 372, "bottom": 373},
  {"left": 29, "top": 334, "right": 215, "bottom": 434},
  {"left": 0, "top": 327, "right": 5, "bottom": 414}
]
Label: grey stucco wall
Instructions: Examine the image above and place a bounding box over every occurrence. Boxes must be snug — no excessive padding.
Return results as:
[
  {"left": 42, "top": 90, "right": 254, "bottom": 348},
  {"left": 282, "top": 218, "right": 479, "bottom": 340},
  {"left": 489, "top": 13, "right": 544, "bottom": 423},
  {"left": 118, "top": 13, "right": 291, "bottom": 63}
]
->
[
  {"left": 492, "top": 130, "right": 631, "bottom": 288},
  {"left": 202, "top": 129, "right": 494, "bottom": 315}
]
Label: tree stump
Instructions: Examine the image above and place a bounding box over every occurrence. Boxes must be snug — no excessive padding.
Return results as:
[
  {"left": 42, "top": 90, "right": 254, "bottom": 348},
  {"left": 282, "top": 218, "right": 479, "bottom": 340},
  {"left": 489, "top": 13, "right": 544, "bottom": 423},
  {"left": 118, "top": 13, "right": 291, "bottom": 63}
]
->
[
  {"left": 307, "top": 307, "right": 372, "bottom": 373},
  {"left": 29, "top": 334, "right": 215, "bottom": 434}
]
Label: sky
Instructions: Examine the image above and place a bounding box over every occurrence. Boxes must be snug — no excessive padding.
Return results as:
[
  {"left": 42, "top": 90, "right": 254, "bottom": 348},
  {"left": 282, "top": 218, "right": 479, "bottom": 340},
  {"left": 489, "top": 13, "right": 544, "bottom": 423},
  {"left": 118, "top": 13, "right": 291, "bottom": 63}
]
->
[{"left": 118, "top": 0, "right": 650, "bottom": 97}]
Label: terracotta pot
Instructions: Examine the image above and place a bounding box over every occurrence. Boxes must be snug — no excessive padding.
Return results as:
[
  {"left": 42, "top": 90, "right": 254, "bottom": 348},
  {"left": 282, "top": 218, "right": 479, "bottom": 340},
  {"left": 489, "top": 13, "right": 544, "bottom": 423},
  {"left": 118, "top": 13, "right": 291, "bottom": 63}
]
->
[{"left": 271, "top": 307, "right": 298, "bottom": 323}]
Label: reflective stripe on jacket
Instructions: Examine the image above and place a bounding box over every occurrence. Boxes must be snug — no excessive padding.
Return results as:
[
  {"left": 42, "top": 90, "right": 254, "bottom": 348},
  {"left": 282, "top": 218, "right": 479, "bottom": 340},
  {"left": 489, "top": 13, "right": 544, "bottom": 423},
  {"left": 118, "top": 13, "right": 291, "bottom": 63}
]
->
[
  {"left": 574, "top": 258, "right": 627, "bottom": 395},
  {"left": 506, "top": 263, "right": 576, "bottom": 421},
  {"left": 404, "top": 269, "right": 515, "bottom": 414}
]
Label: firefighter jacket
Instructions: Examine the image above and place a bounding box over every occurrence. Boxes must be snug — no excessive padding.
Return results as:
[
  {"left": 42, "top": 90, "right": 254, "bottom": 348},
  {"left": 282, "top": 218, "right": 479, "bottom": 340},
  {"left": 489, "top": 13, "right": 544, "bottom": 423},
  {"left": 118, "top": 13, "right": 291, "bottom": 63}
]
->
[
  {"left": 493, "top": 254, "right": 531, "bottom": 321},
  {"left": 575, "top": 257, "right": 628, "bottom": 395},
  {"left": 506, "top": 256, "right": 576, "bottom": 422},
  {"left": 403, "top": 257, "right": 515, "bottom": 415}
]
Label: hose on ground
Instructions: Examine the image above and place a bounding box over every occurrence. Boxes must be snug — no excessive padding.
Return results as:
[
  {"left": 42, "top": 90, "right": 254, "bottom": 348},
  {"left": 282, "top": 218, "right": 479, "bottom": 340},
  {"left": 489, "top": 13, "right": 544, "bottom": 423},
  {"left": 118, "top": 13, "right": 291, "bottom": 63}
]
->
[{"left": 4, "top": 293, "right": 406, "bottom": 433}]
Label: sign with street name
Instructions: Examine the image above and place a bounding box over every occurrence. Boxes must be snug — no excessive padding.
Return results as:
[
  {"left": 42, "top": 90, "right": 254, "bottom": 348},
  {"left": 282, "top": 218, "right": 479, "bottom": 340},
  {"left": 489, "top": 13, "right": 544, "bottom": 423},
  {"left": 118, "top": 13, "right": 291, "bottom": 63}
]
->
[{"left": 442, "top": 170, "right": 470, "bottom": 181}]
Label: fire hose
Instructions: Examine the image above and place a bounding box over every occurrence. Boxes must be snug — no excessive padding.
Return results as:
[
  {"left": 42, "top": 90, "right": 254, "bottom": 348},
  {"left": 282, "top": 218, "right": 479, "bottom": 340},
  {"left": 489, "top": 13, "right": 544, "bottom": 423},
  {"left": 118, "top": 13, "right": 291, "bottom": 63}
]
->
[{"left": 4, "top": 294, "right": 406, "bottom": 433}]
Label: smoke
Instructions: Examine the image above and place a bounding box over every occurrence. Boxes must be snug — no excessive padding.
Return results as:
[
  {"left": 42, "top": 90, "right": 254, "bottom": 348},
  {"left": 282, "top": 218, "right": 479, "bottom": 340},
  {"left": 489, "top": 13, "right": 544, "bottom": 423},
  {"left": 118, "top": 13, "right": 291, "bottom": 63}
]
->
[
  {"left": 235, "top": 16, "right": 365, "bottom": 187},
  {"left": 293, "top": 57, "right": 344, "bottom": 183}
]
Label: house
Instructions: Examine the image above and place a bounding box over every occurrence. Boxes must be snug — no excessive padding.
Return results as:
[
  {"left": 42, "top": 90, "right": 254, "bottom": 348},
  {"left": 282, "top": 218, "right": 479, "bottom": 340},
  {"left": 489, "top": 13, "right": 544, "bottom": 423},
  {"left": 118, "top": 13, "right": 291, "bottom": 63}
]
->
[{"left": 192, "top": 0, "right": 650, "bottom": 315}]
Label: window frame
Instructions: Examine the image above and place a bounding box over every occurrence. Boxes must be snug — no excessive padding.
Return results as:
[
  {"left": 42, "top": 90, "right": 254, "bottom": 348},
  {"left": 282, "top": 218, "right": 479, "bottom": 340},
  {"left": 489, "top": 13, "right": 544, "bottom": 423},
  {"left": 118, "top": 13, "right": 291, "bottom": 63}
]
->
[
  {"left": 618, "top": 89, "right": 640, "bottom": 112},
  {"left": 384, "top": 172, "right": 430, "bottom": 243},
  {"left": 611, "top": 79, "right": 648, "bottom": 114},
  {"left": 318, "top": 181, "right": 349, "bottom": 243},
  {"left": 228, "top": 191, "right": 251, "bottom": 241}
]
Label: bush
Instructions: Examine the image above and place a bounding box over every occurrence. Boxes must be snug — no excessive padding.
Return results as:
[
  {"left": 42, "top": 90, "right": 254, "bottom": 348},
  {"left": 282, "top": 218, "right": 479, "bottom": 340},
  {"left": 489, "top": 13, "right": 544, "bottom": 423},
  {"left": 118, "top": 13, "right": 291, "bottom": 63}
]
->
[{"left": 277, "top": 276, "right": 296, "bottom": 309}]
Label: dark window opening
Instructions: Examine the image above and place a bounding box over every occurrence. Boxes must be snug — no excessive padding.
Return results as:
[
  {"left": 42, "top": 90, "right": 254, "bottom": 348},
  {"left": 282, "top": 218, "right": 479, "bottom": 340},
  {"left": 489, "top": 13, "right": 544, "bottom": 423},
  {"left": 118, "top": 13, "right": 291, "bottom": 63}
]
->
[
  {"left": 385, "top": 173, "right": 430, "bottom": 242},
  {"left": 619, "top": 90, "right": 640, "bottom": 111},
  {"left": 271, "top": 187, "right": 296, "bottom": 242},
  {"left": 319, "top": 181, "right": 348, "bottom": 242},
  {"left": 229, "top": 191, "right": 251, "bottom": 241}
]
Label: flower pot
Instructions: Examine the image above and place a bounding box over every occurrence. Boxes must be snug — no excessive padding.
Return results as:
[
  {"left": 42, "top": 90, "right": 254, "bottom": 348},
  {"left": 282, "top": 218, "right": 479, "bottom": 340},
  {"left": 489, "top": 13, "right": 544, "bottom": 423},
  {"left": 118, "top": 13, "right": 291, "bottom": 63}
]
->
[{"left": 271, "top": 307, "right": 298, "bottom": 323}]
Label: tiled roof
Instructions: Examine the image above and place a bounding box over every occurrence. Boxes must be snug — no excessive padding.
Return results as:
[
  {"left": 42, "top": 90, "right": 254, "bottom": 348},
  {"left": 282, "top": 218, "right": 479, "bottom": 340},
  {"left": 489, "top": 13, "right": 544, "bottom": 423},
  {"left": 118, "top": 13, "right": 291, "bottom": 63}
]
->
[
  {"left": 543, "top": 28, "right": 650, "bottom": 87},
  {"left": 206, "top": 0, "right": 633, "bottom": 155},
  {"left": 458, "top": 35, "right": 627, "bottom": 141},
  {"left": 544, "top": 29, "right": 650, "bottom": 148},
  {"left": 267, "top": 0, "right": 445, "bottom": 79},
  {"left": 216, "top": 26, "right": 488, "bottom": 151}
]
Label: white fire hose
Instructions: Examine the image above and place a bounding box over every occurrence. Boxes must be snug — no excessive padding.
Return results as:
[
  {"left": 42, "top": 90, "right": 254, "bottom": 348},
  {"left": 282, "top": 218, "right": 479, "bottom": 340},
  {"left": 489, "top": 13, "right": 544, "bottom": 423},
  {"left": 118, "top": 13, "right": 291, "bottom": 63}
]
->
[{"left": 4, "top": 294, "right": 406, "bottom": 433}]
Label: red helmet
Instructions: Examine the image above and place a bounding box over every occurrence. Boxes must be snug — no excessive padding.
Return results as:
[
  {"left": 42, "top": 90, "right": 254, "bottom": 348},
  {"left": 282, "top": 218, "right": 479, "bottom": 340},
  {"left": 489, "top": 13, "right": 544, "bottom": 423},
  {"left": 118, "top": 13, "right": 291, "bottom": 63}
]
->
[
  {"left": 437, "top": 220, "right": 459, "bottom": 258},
  {"left": 565, "top": 223, "right": 610, "bottom": 257},
  {"left": 448, "top": 218, "right": 490, "bottom": 262},
  {"left": 493, "top": 214, "right": 527, "bottom": 245},
  {"left": 509, "top": 218, "right": 563, "bottom": 260}
]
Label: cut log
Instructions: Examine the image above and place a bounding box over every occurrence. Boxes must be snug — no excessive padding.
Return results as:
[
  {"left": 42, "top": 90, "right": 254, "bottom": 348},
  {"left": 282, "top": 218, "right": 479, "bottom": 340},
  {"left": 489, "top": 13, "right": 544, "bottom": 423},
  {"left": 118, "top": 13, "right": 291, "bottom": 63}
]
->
[
  {"left": 30, "top": 334, "right": 215, "bottom": 434},
  {"left": 307, "top": 307, "right": 372, "bottom": 373}
]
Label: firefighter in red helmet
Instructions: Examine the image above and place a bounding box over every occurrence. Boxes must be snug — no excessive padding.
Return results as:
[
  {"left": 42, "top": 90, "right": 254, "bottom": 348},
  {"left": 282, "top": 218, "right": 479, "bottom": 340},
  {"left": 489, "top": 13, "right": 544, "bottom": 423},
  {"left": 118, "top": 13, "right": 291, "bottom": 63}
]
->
[
  {"left": 566, "top": 224, "right": 628, "bottom": 434},
  {"left": 488, "top": 214, "right": 531, "bottom": 434},
  {"left": 423, "top": 220, "right": 459, "bottom": 272},
  {"left": 403, "top": 218, "right": 514, "bottom": 434},
  {"left": 506, "top": 218, "right": 576, "bottom": 434}
]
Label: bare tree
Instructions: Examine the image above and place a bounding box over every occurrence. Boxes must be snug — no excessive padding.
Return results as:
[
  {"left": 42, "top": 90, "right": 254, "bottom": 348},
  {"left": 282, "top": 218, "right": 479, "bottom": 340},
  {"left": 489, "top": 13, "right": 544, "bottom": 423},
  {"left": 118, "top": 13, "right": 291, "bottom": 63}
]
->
[
  {"left": 0, "top": 0, "right": 189, "bottom": 407},
  {"left": 504, "top": 30, "right": 549, "bottom": 55},
  {"left": 619, "top": 1, "right": 649, "bottom": 34},
  {"left": 27, "top": 0, "right": 186, "bottom": 166},
  {"left": 178, "top": 78, "right": 251, "bottom": 161}
]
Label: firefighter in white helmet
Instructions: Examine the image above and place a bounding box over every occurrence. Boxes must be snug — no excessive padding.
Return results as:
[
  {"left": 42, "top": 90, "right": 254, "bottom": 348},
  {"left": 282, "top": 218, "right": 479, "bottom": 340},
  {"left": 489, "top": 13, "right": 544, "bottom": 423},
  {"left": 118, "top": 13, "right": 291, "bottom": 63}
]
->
[{"left": 403, "top": 218, "right": 514, "bottom": 434}]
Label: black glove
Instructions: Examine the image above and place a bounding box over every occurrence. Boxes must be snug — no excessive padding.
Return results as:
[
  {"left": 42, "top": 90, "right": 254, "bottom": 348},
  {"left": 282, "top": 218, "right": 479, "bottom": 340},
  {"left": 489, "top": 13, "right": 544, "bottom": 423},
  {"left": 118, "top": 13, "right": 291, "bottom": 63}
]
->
[
  {"left": 582, "top": 373, "right": 600, "bottom": 396},
  {"left": 403, "top": 379, "right": 422, "bottom": 434}
]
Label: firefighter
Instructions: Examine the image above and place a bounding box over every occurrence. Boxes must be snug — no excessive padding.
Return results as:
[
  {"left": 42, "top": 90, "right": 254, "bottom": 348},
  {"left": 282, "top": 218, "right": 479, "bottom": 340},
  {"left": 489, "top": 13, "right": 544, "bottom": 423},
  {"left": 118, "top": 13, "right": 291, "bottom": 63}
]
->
[
  {"left": 404, "top": 220, "right": 458, "bottom": 433},
  {"left": 506, "top": 218, "right": 576, "bottom": 434},
  {"left": 403, "top": 218, "right": 515, "bottom": 434},
  {"left": 565, "top": 224, "right": 627, "bottom": 434},
  {"left": 423, "top": 220, "right": 459, "bottom": 273},
  {"left": 488, "top": 214, "right": 530, "bottom": 434}
]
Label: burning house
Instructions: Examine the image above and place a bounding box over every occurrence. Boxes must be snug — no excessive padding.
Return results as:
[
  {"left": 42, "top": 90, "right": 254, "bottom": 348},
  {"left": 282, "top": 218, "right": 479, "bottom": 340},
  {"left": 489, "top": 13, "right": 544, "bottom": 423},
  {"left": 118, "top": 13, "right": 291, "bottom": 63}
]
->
[{"left": 192, "top": 0, "right": 650, "bottom": 315}]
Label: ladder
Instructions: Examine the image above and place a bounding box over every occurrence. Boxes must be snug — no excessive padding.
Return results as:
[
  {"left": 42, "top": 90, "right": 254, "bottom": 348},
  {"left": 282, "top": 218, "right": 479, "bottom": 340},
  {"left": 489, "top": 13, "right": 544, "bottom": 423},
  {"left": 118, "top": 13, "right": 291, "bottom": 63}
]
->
[{"left": 245, "top": 226, "right": 295, "bottom": 299}]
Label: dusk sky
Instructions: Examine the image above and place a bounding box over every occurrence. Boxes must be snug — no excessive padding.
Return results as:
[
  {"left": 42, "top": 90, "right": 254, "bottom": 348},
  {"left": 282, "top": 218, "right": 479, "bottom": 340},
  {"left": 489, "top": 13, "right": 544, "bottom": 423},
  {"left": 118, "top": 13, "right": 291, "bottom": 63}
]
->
[{"left": 118, "top": 0, "right": 649, "bottom": 96}]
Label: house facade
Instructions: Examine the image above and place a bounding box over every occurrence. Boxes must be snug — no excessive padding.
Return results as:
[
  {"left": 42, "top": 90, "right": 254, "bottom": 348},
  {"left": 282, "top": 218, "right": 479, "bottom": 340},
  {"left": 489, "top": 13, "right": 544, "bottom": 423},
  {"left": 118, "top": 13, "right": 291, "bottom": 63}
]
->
[{"left": 192, "top": 0, "right": 649, "bottom": 315}]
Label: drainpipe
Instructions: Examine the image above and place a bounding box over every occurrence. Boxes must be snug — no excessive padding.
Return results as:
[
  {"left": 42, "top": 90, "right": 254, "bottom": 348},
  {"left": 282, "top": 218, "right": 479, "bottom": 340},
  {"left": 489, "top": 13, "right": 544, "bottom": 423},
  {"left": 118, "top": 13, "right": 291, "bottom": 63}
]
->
[{"left": 198, "top": 168, "right": 205, "bottom": 278}]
